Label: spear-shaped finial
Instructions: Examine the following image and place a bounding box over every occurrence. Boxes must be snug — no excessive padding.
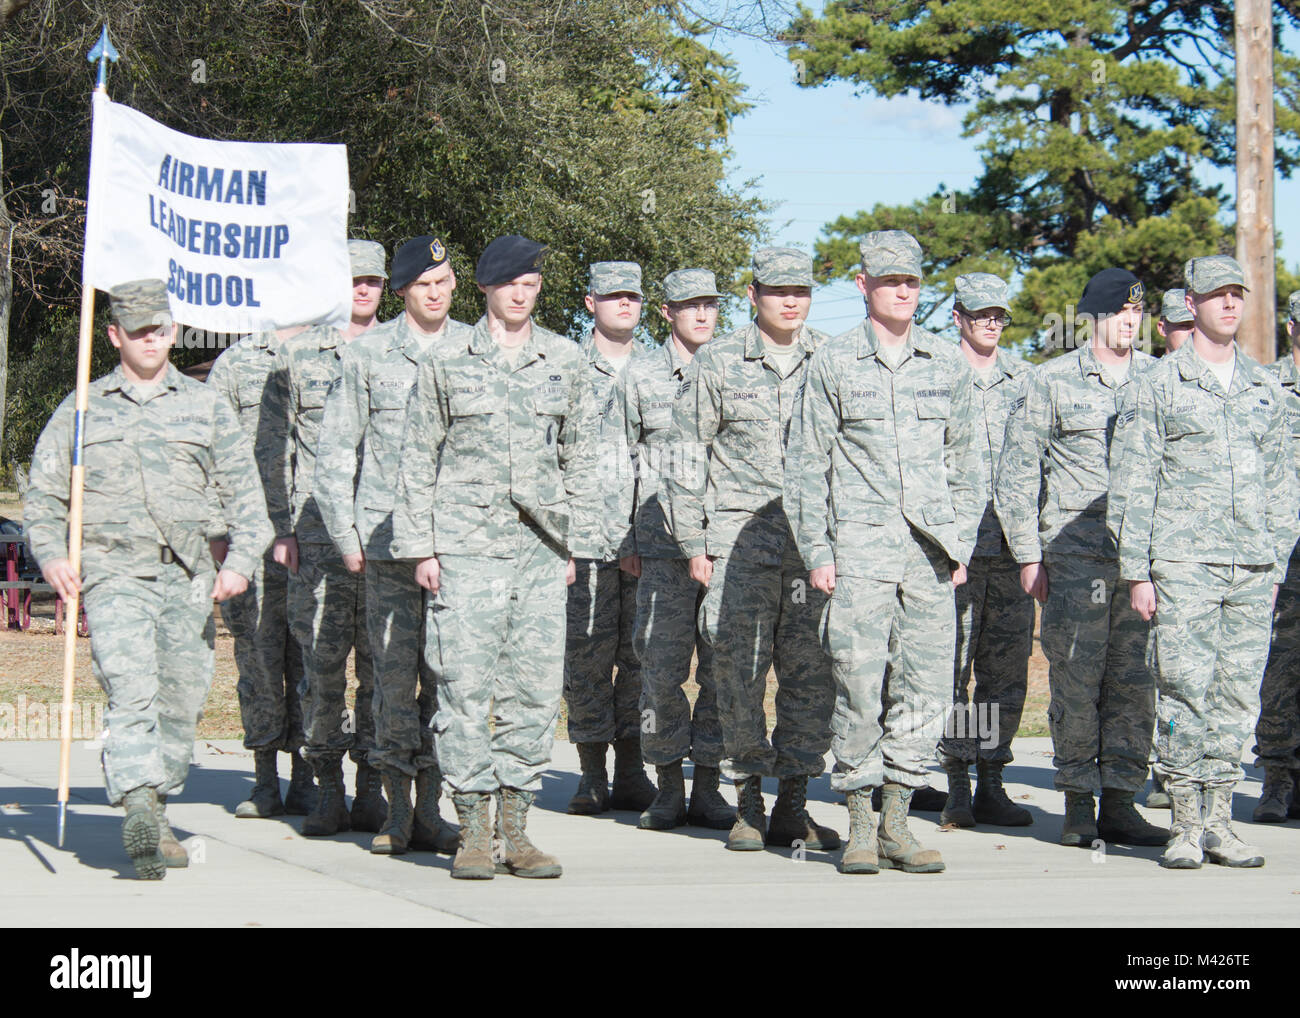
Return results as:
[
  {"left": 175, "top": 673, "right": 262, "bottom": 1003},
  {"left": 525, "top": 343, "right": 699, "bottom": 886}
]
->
[{"left": 86, "top": 25, "right": 119, "bottom": 91}]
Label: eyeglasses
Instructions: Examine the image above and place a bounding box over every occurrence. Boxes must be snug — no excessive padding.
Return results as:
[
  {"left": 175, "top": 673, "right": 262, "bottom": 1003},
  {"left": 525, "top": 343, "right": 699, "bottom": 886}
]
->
[{"left": 961, "top": 311, "right": 1011, "bottom": 328}]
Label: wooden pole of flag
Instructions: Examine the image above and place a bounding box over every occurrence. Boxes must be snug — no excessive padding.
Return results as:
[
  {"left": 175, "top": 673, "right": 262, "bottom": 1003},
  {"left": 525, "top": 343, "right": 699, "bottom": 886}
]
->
[{"left": 57, "top": 24, "right": 118, "bottom": 849}]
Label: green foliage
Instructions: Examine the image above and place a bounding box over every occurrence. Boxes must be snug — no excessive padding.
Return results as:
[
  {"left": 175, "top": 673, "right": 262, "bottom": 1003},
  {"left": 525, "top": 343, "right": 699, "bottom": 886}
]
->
[
  {"left": 786, "top": 0, "right": 1300, "bottom": 352},
  {"left": 2, "top": 0, "right": 766, "bottom": 463}
]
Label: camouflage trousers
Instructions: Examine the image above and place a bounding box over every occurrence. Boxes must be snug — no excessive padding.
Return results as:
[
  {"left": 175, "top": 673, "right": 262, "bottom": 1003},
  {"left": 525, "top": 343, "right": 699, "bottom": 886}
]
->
[
  {"left": 1150, "top": 559, "right": 1273, "bottom": 786},
  {"left": 82, "top": 564, "right": 215, "bottom": 806},
  {"left": 366, "top": 557, "right": 436, "bottom": 777},
  {"left": 563, "top": 558, "right": 640, "bottom": 744},
  {"left": 429, "top": 532, "right": 566, "bottom": 794},
  {"left": 1040, "top": 554, "right": 1153, "bottom": 794},
  {"left": 1254, "top": 548, "right": 1300, "bottom": 769},
  {"left": 939, "top": 548, "right": 1033, "bottom": 766},
  {"left": 699, "top": 537, "right": 833, "bottom": 781},
  {"left": 289, "top": 541, "right": 375, "bottom": 767},
  {"left": 222, "top": 555, "right": 305, "bottom": 751},
  {"left": 635, "top": 556, "right": 722, "bottom": 767},
  {"left": 823, "top": 532, "right": 954, "bottom": 792}
]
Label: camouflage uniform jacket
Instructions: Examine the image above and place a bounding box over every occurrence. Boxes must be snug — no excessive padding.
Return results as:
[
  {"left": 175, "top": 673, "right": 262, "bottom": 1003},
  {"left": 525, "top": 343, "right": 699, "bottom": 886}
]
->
[
  {"left": 206, "top": 330, "right": 292, "bottom": 536},
  {"left": 279, "top": 324, "right": 355, "bottom": 545},
  {"left": 664, "top": 321, "right": 830, "bottom": 561},
  {"left": 784, "top": 320, "right": 984, "bottom": 579},
  {"left": 392, "top": 316, "right": 603, "bottom": 560},
  {"left": 602, "top": 338, "right": 695, "bottom": 561},
  {"left": 1266, "top": 355, "right": 1300, "bottom": 490},
  {"left": 995, "top": 343, "right": 1155, "bottom": 563},
  {"left": 314, "top": 315, "right": 474, "bottom": 560},
  {"left": 578, "top": 329, "right": 649, "bottom": 561},
  {"left": 1108, "top": 341, "right": 1299, "bottom": 583},
  {"left": 25, "top": 363, "right": 272, "bottom": 584},
  {"left": 969, "top": 348, "right": 1033, "bottom": 557}
]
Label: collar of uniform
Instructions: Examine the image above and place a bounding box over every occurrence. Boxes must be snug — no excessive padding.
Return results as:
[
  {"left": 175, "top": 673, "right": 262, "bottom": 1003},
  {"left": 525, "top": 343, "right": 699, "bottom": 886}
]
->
[
  {"left": 315, "top": 324, "right": 342, "bottom": 351},
  {"left": 581, "top": 329, "right": 623, "bottom": 377},
  {"left": 470, "top": 316, "right": 542, "bottom": 369},
  {"left": 743, "top": 321, "right": 817, "bottom": 361},
  {"left": 856, "top": 319, "right": 925, "bottom": 361},
  {"left": 663, "top": 337, "right": 690, "bottom": 377},
  {"left": 101, "top": 361, "right": 184, "bottom": 401},
  {"left": 387, "top": 315, "right": 427, "bottom": 362},
  {"left": 250, "top": 330, "right": 275, "bottom": 351},
  {"left": 996, "top": 348, "right": 1024, "bottom": 378}
]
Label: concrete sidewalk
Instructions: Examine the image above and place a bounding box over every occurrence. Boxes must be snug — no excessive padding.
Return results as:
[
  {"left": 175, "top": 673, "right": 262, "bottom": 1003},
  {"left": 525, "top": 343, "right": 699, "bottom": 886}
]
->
[{"left": 2, "top": 737, "right": 1298, "bottom": 927}]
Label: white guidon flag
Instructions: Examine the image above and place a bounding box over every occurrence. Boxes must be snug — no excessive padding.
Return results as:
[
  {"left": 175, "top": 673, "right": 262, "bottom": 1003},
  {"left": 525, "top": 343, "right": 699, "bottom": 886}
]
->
[{"left": 83, "top": 91, "right": 351, "bottom": 334}]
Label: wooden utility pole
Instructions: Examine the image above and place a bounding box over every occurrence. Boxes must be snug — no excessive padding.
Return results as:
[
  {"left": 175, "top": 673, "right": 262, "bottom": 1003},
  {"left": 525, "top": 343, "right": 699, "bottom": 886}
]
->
[{"left": 1236, "top": 0, "right": 1275, "bottom": 363}]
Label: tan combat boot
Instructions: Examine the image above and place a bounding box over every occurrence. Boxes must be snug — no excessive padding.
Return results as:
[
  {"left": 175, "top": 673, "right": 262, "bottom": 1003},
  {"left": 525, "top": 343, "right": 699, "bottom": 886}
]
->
[
  {"left": 235, "top": 749, "right": 283, "bottom": 818},
  {"left": 370, "top": 770, "right": 413, "bottom": 855},
  {"left": 567, "top": 742, "right": 610, "bottom": 814},
  {"left": 726, "top": 775, "right": 766, "bottom": 851},
  {"left": 876, "top": 783, "right": 945, "bottom": 873},
  {"left": 610, "top": 736, "right": 658, "bottom": 811},
  {"left": 638, "top": 760, "right": 687, "bottom": 830},
  {"left": 411, "top": 766, "right": 459, "bottom": 854},
  {"left": 940, "top": 757, "right": 975, "bottom": 827},
  {"left": 350, "top": 760, "right": 387, "bottom": 833},
  {"left": 1252, "top": 765, "right": 1292, "bottom": 823},
  {"left": 495, "top": 787, "right": 562, "bottom": 878},
  {"left": 121, "top": 786, "right": 166, "bottom": 881},
  {"left": 768, "top": 775, "right": 841, "bottom": 850},
  {"left": 450, "top": 792, "right": 495, "bottom": 880},
  {"left": 156, "top": 794, "right": 189, "bottom": 868},
  {"left": 687, "top": 765, "right": 736, "bottom": 830},
  {"left": 1160, "top": 781, "right": 1204, "bottom": 870},
  {"left": 301, "top": 759, "right": 351, "bottom": 837},
  {"left": 839, "top": 787, "right": 880, "bottom": 875},
  {"left": 1202, "top": 784, "right": 1264, "bottom": 868}
]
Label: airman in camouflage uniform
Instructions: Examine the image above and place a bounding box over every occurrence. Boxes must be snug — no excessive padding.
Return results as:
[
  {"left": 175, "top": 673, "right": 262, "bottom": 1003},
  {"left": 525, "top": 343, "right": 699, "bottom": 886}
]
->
[
  {"left": 996, "top": 267, "right": 1165, "bottom": 849},
  {"left": 1158, "top": 289, "right": 1194, "bottom": 355},
  {"left": 1142, "top": 291, "right": 1198, "bottom": 812},
  {"left": 1253, "top": 289, "right": 1300, "bottom": 822},
  {"left": 207, "top": 329, "right": 314, "bottom": 818},
  {"left": 936, "top": 273, "right": 1035, "bottom": 829},
  {"left": 315, "top": 237, "right": 468, "bottom": 855},
  {"left": 602, "top": 267, "right": 733, "bottom": 831},
  {"left": 564, "top": 261, "right": 658, "bottom": 816},
  {"left": 665, "top": 247, "right": 839, "bottom": 854},
  {"left": 1109, "top": 256, "right": 1299, "bottom": 868},
  {"left": 785, "top": 232, "right": 983, "bottom": 874},
  {"left": 26, "top": 279, "right": 273, "bottom": 879},
  {"left": 277, "top": 240, "right": 384, "bottom": 837},
  {"left": 394, "top": 235, "right": 602, "bottom": 880}
]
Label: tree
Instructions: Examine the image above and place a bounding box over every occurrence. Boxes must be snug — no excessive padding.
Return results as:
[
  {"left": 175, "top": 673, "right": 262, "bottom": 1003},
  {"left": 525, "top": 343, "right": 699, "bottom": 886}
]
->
[
  {"left": 785, "top": 0, "right": 1300, "bottom": 353},
  {"left": 1, "top": 0, "right": 767, "bottom": 464}
]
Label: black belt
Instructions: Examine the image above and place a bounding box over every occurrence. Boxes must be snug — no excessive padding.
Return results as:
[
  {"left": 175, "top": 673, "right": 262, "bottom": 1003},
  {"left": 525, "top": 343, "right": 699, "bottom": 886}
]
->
[{"left": 160, "top": 546, "right": 178, "bottom": 564}]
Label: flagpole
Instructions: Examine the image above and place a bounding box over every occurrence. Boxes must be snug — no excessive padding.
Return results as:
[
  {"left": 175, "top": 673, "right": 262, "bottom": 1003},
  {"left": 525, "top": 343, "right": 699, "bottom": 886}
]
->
[{"left": 57, "top": 24, "right": 118, "bottom": 849}]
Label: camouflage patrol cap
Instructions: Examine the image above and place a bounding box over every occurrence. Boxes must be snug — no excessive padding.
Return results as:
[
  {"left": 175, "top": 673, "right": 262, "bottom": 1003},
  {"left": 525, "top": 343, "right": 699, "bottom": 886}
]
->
[
  {"left": 348, "top": 239, "right": 388, "bottom": 280},
  {"left": 1289, "top": 290, "right": 1300, "bottom": 323},
  {"left": 1160, "top": 289, "right": 1193, "bottom": 324},
  {"left": 108, "top": 279, "right": 172, "bottom": 332},
  {"left": 752, "top": 247, "right": 813, "bottom": 287},
  {"left": 589, "top": 261, "right": 643, "bottom": 297},
  {"left": 954, "top": 272, "right": 1010, "bottom": 313},
  {"left": 664, "top": 268, "right": 723, "bottom": 302},
  {"left": 859, "top": 230, "right": 923, "bottom": 279},
  {"left": 1184, "top": 255, "right": 1248, "bottom": 295}
]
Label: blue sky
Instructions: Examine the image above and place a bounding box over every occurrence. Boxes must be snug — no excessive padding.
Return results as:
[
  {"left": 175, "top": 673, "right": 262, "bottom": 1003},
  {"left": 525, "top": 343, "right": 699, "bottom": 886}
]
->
[{"left": 715, "top": 26, "right": 1300, "bottom": 335}]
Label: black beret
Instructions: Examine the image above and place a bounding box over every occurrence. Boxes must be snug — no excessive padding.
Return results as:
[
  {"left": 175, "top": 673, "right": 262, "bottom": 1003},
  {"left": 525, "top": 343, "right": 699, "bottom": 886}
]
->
[
  {"left": 390, "top": 236, "right": 450, "bottom": 292},
  {"left": 476, "top": 234, "right": 546, "bottom": 286},
  {"left": 1078, "top": 268, "right": 1145, "bottom": 317}
]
